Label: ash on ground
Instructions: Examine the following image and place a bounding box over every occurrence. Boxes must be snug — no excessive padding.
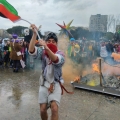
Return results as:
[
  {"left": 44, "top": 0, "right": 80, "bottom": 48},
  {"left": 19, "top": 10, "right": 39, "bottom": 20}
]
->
[
  {"left": 103, "top": 76, "right": 120, "bottom": 91},
  {"left": 79, "top": 73, "right": 120, "bottom": 91}
]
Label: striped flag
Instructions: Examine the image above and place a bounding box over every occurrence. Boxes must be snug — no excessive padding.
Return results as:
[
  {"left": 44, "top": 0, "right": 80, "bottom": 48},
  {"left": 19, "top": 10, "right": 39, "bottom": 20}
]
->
[{"left": 0, "top": 0, "right": 20, "bottom": 22}]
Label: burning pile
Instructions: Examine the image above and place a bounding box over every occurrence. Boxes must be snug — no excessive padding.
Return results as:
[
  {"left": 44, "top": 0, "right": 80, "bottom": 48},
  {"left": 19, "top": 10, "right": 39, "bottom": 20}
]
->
[
  {"left": 72, "top": 59, "right": 120, "bottom": 91},
  {"left": 73, "top": 76, "right": 80, "bottom": 83},
  {"left": 80, "top": 73, "right": 100, "bottom": 86},
  {"left": 79, "top": 74, "right": 120, "bottom": 90}
]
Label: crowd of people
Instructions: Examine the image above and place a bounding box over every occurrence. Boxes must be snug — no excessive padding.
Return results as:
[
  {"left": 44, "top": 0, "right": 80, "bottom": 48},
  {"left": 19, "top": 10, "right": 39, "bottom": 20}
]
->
[
  {"left": 0, "top": 34, "right": 29, "bottom": 72},
  {"left": 67, "top": 38, "right": 120, "bottom": 64},
  {"left": 1, "top": 33, "right": 120, "bottom": 73}
]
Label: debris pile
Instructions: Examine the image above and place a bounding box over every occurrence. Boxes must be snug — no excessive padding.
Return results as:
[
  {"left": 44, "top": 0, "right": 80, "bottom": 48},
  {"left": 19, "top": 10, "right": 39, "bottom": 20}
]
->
[{"left": 76, "top": 73, "right": 120, "bottom": 91}]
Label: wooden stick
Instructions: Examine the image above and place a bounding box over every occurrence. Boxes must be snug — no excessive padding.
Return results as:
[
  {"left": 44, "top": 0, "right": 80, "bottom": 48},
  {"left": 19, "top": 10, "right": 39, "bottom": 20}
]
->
[
  {"left": 21, "top": 18, "right": 44, "bottom": 49},
  {"left": 99, "top": 58, "right": 102, "bottom": 86}
]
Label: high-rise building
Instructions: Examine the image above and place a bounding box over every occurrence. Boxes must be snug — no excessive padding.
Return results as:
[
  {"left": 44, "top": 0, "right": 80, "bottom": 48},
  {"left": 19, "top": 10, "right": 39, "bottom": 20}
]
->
[{"left": 89, "top": 14, "right": 108, "bottom": 33}]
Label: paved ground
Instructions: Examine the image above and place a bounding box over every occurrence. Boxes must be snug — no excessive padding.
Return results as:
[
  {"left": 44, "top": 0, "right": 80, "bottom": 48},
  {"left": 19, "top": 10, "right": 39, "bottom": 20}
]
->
[{"left": 0, "top": 66, "right": 120, "bottom": 120}]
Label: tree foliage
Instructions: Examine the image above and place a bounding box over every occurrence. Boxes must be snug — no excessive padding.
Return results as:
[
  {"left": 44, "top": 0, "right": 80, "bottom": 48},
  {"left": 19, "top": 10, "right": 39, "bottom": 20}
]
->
[
  {"left": 7, "top": 26, "right": 27, "bottom": 36},
  {"left": 105, "top": 32, "right": 114, "bottom": 40},
  {"left": 70, "top": 27, "right": 114, "bottom": 41},
  {"left": 70, "top": 27, "right": 94, "bottom": 40}
]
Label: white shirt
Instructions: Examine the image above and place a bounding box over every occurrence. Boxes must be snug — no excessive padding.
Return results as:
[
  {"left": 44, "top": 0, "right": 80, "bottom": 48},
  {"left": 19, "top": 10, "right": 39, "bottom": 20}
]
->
[{"left": 100, "top": 46, "right": 108, "bottom": 57}]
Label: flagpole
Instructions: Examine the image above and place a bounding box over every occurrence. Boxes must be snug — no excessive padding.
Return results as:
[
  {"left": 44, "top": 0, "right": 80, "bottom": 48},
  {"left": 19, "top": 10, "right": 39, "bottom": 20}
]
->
[
  {"left": 21, "top": 18, "right": 44, "bottom": 49},
  {"left": 21, "top": 18, "right": 41, "bottom": 40}
]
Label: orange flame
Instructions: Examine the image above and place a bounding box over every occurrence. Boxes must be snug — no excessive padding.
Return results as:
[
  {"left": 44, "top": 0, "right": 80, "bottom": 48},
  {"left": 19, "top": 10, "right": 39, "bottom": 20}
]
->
[
  {"left": 92, "top": 63, "right": 100, "bottom": 73},
  {"left": 73, "top": 76, "right": 80, "bottom": 83}
]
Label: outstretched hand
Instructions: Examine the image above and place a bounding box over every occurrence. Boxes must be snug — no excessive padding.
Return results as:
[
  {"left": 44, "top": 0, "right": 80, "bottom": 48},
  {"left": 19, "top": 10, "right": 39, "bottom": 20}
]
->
[
  {"left": 30, "top": 24, "right": 47, "bottom": 49},
  {"left": 30, "top": 24, "right": 38, "bottom": 34}
]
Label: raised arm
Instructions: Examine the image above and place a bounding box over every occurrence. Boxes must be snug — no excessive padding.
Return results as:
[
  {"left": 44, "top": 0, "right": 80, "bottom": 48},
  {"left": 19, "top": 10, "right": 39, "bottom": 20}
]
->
[
  {"left": 28, "top": 24, "right": 37, "bottom": 53},
  {"left": 29, "top": 25, "right": 58, "bottom": 62}
]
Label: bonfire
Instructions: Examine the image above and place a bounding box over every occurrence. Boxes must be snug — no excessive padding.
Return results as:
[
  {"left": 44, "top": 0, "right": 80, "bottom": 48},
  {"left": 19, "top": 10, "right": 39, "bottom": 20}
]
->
[{"left": 72, "top": 59, "right": 120, "bottom": 91}]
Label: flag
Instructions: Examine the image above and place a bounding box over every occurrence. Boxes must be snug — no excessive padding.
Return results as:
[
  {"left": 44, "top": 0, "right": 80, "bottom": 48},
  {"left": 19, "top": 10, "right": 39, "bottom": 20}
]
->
[{"left": 0, "top": 0, "right": 20, "bottom": 22}]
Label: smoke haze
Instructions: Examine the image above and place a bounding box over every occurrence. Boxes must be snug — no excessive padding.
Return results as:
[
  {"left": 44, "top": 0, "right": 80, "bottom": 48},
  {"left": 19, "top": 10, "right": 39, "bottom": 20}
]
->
[{"left": 58, "top": 36, "right": 92, "bottom": 82}]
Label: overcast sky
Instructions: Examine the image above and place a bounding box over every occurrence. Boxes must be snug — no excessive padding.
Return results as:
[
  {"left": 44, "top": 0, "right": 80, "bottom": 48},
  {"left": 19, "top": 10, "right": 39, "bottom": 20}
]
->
[{"left": 0, "top": 0, "right": 120, "bottom": 33}]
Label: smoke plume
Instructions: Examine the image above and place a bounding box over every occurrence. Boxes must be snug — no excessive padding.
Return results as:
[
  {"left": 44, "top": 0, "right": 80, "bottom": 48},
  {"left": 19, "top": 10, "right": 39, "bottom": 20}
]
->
[{"left": 58, "top": 36, "right": 92, "bottom": 82}]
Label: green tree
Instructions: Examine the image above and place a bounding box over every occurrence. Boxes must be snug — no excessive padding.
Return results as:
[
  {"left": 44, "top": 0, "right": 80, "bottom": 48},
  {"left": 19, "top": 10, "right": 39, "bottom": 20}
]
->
[
  {"left": 70, "top": 27, "right": 93, "bottom": 40},
  {"left": 105, "top": 32, "right": 114, "bottom": 40},
  {"left": 7, "top": 26, "right": 27, "bottom": 36}
]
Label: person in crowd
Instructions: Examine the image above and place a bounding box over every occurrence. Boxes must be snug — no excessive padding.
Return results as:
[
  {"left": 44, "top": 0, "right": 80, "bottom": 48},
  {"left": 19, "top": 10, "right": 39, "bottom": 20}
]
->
[
  {"left": 0, "top": 49, "right": 3, "bottom": 67},
  {"left": 10, "top": 34, "right": 22, "bottom": 72},
  {"left": 88, "top": 42, "right": 93, "bottom": 62},
  {"left": 100, "top": 41, "right": 108, "bottom": 61},
  {"left": 1, "top": 38, "right": 5, "bottom": 52},
  {"left": 74, "top": 41, "right": 80, "bottom": 63},
  {"left": 93, "top": 42, "right": 100, "bottom": 59},
  {"left": 9, "top": 39, "right": 13, "bottom": 68},
  {"left": 21, "top": 41, "right": 28, "bottom": 64},
  {"left": 117, "top": 43, "right": 120, "bottom": 53},
  {"left": 0, "top": 40, "right": 2, "bottom": 51},
  {"left": 67, "top": 38, "right": 75, "bottom": 58},
  {"left": 113, "top": 43, "right": 118, "bottom": 53},
  {"left": 3, "top": 41, "right": 10, "bottom": 67},
  {"left": 106, "top": 41, "right": 114, "bottom": 57}
]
